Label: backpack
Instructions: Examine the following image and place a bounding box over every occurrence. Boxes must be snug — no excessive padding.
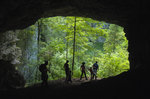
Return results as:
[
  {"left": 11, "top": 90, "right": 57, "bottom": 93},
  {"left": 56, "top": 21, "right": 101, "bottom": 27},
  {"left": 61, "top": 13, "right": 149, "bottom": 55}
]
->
[
  {"left": 93, "top": 63, "right": 98, "bottom": 70},
  {"left": 39, "top": 64, "right": 43, "bottom": 72}
]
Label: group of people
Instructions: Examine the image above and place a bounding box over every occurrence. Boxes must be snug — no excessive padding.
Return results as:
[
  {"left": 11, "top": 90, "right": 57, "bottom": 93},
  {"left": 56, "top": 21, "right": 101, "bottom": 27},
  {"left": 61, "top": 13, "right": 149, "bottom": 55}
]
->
[
  {"left": 63, "top": 60, "right": 99, "bottom": 83},
  {"left": 39, "top": 60, "right": 99, "bottom": 86},
  {"left": 80, "top": 61, "right": 99, "bottom": 81}
]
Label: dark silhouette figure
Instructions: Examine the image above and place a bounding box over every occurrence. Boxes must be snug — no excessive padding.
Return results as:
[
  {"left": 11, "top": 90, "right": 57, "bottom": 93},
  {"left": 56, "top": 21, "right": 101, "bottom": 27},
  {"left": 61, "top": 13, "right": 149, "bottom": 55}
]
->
[
  {"left": 80, "top": 62, "right": 88, "bottom": 80},
  {"left": 64, "top": 60, "right": 69, "bottom": 82},
  {"left": 67, "top": 69, "right": 72, "bottom": 83},
  {"left": 93, "top": 61, "right": 99, "bottom": 80},
  {"left": 39, "top": 61, "right": 49, "bottom": 86},
  {"left": 88, "top": 67, "right": 94, "bottom": 80}
]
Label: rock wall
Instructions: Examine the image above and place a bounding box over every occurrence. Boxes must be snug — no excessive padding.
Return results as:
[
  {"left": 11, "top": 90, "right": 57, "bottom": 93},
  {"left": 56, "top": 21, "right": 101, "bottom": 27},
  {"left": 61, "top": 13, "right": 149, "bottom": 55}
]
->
[
  {"left": 0, "top": 60, "right": 25, "bottom": 89},
  {"left": 0, "top": 30, "right": 21, "bottom": 64},
  {"left": 0, "top": 30, "right": 25, "bottom": 89}
]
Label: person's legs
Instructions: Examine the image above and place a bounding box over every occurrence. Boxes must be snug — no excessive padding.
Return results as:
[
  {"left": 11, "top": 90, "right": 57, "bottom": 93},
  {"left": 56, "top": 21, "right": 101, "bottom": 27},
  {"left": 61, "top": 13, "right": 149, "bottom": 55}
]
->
[
  {"left": 93, "top": 74, "right": 96, "bottom": 80},
  {"left": 43, "top": 74, "right": 48, "bottom": 86},
  {"left": 68, "top": 71, "right": 72, "bottom": 83},
  {"left": 80, "top": 71, "right": 83, "bottom": 80},
  {"left": 95, "top": 70, "right": 97, "bottom": 80},
  {"left": 84, "top": 71, "right": 88, "bottom": 80},
  {"left": 41, "top": 74, "right": 44, "bottom": 86},
  {"left": 65, "top": 70, "right": 69, "bottom": 82},
  {"left": 93, "top": 69, "right": 97, "bottom": 80},
  {"left": 43, "top": 79, "right": 47, "bottom": 86},
  {"left": 90, "top": 73, "right": 93, "bottom": 80}
]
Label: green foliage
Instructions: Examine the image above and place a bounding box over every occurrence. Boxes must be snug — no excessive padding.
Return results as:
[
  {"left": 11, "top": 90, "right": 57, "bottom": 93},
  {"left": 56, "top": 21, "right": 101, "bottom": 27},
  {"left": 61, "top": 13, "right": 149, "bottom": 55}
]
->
[{"left": 17, "top": 16, "right": 129, "bottom": 84}]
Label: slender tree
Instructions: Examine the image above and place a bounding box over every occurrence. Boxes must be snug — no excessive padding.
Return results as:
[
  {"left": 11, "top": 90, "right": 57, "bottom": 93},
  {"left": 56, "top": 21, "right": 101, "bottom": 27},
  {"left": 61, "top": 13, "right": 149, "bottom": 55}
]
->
[
  {"left": 72, "top": 16, "right": 76, "bottom": 76},
  {"left": 66, "top": 32, "right": 69, "bottom": 60}
]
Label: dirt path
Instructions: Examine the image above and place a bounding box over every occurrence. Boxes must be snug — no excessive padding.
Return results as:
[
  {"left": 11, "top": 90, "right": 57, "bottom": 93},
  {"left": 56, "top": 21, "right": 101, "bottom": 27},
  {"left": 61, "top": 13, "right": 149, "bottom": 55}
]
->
[{"left": 31, "top": 77, "right": 101, "bottom": 89}]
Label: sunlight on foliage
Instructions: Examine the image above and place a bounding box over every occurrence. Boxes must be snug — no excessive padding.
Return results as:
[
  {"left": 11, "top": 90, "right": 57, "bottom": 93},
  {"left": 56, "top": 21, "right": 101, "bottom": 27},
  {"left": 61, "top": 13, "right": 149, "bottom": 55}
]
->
[{"left": 17, "top": 16, "right": 129, "bottom": 84}]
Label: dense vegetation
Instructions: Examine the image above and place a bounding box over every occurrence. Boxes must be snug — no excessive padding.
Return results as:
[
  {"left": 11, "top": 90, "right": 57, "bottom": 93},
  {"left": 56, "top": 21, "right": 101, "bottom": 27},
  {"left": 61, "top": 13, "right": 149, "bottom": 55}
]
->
[{"left": 16, "top": 16, "right": 129, "bottom": 85}]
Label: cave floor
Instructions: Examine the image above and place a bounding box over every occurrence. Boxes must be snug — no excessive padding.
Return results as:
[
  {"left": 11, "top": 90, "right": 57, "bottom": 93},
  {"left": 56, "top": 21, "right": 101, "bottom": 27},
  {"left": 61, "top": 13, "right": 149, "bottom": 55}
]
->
[
  {"left": 29, "top": 78, "right": 102, "bottom": 88},
  {"left": 0, "top": 71, "right": 148, "bottom": 99}
]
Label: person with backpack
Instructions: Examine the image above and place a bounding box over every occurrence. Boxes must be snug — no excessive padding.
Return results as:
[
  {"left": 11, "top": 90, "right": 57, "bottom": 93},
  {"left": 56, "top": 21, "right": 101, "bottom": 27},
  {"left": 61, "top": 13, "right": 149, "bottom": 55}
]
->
[
  {"left": 80, "top": 62, "right": 88, "bottom": 80},
  {"left": 93, "top": 61, "right": 99, "bottom": 80},
  {"left": 39, "top": 61, "right": 49, "bottom": 86}
]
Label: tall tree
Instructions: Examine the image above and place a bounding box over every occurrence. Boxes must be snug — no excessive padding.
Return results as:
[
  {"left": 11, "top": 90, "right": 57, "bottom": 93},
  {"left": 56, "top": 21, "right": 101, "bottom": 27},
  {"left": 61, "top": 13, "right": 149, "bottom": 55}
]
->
[
  {"left": 72, "top": 16, "right": 76, "bottom": 76},
  {"left": 66, "top": 32, "right": 69, "bottom": 60}
]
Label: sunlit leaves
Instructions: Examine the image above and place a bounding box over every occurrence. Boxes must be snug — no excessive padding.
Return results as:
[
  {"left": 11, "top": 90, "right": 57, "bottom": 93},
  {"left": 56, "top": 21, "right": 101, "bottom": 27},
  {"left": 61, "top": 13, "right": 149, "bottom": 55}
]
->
[{"left": 19, "top": 16, "right": 129, "bottom": 82}]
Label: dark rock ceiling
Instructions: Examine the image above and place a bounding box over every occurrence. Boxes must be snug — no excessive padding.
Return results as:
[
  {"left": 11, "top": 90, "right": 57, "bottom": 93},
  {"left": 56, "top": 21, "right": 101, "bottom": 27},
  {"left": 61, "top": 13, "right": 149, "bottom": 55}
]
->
[{"left": 0, "top": 0, "right": 146, "bottom": 33}]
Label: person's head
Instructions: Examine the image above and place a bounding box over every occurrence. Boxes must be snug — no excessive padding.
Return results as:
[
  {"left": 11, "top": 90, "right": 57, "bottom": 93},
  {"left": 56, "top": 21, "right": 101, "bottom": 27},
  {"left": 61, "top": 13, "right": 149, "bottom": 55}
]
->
[
  {"left": 66, "top": 60, "right": 69, "bottom": 63},
  {"left": 45, "top": 61, "right": 48, "bottom": 65},
  {"left": 82, "top": 62, "right": 85, "bottom": 64},
  {"left": 96, "top": 61, "right": 98, "bottom": 63}
]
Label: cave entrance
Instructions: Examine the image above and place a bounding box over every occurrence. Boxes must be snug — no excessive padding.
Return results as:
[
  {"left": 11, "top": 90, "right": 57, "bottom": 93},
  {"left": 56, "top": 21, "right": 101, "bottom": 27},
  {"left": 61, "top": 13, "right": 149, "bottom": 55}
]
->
[{"left": 16, "top": 16, "right": 129, "bottom": 86}]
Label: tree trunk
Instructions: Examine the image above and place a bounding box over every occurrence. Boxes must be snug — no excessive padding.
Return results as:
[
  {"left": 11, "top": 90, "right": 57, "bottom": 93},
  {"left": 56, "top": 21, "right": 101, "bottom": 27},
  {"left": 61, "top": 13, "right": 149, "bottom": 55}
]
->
[
  {"left": 37, "top": 21, "right": 41, "bottom": 56},
  {"left": 72, "top": 16, "right": 76, "bottom": 76},
  {"left": 66, "top": 32, "right": 69, "bottom": 60}
]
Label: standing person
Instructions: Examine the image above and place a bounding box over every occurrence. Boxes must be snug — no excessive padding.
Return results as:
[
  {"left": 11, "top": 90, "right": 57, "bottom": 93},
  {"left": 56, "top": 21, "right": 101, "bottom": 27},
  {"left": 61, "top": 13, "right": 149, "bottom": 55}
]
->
[
  {"left": 39, "top": 61, "right": 49, "bottom": 86},
  {"left": 93, "top": 61, "right": 99, "bottom": 80},
  {"left": 80, "top": 62, "right": 88, "bottom": 80},
  {"left": 67, "top": 69, "right": 72, "bottom": 83},
  {"left": 88, "top": 67, "right": 94, "bottom": 80},
  {"left": 64, "top": 60, "right": 69, "bottom": 82}
]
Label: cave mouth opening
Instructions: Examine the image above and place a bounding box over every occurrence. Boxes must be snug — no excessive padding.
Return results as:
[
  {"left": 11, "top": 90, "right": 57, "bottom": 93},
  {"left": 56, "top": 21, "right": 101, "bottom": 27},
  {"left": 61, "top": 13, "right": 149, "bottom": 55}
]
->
[{"left": 16, "top": 16, "right": 129, "bottom": 87}]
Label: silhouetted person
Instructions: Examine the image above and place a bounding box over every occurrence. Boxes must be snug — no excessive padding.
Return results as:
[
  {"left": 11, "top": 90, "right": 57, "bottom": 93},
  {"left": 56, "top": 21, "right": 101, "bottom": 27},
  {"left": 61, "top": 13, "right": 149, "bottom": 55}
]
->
[
  {"left": 88, "top": 67, "right": 94, "bottom": 80},
  {"left": 67, "top": 69, "right": 72, "bottom": 83},
  {"left": 64, "top": 60, "right": 69, "bottom": 82},
  {"left": 39, "top": 61, "right": 49, "bottom": 86},
  {"left": 80, "top": 62, "right": 88, "bottom": 80},
  {"left": 93, "top": 61, "right": 99, "bottom": 80}
]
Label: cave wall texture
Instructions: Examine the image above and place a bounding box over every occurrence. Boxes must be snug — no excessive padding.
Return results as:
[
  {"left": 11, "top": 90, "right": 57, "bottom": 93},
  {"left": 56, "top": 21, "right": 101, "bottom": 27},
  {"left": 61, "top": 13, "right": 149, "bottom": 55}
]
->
[
  {"left": 0, "top": 30, "right": 21, "bottom": 63},
  {"left": 0, "top": 0, "right": 149, "bottom": 93}
]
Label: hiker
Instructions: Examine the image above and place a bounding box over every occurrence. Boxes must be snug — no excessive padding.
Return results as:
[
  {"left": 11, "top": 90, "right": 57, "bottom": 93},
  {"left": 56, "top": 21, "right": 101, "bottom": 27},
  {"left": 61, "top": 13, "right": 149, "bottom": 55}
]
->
[
  {"left": 88, "top": 67, "right": 94, "bottom": 80},
  {"left": 39, "top": 61, "right": 49, "bottom": 86},
  {"left": 67, "top": 69, "right": 72, "bottom": 83},
  {"left": 80, "top": 62, "right": 88, "bottom": 80},
  {"left": 93, "top": 61, "right": 99, "bottom": 80},
  {"left": 64, "top": 60, "right": 69, "bottom": 82}
]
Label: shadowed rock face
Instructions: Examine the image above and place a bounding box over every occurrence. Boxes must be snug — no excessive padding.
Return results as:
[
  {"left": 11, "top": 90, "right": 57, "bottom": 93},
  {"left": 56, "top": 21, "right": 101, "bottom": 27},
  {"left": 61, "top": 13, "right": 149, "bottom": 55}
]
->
[
  {"left": 0, "top": 60, "right": 25, "bottom": 89},
  {"left": 0, "top": 0, "right": 149, "bottom": 93},
  {"left": 0, "top": 0, "right": 145, "bottom": 33}
]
